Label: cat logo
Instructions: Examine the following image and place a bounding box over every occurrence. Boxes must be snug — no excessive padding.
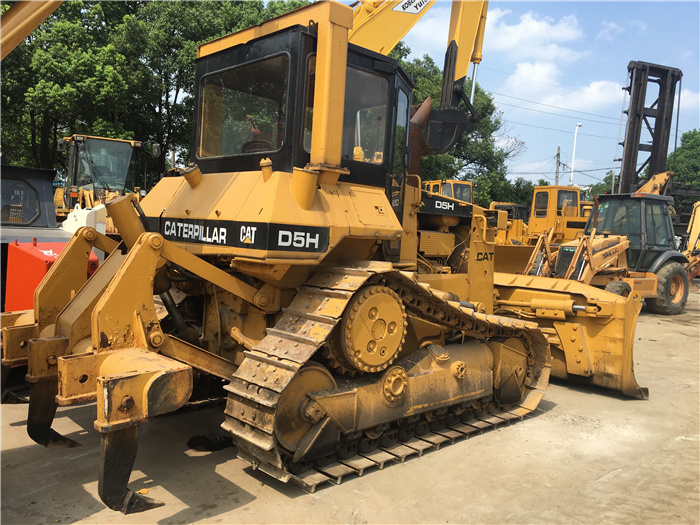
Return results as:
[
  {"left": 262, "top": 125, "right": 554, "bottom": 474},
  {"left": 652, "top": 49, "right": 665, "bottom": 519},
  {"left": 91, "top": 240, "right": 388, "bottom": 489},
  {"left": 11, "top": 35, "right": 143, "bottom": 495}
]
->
[{"left": 240, "top": 225, "right": 257, "bottom": 244}]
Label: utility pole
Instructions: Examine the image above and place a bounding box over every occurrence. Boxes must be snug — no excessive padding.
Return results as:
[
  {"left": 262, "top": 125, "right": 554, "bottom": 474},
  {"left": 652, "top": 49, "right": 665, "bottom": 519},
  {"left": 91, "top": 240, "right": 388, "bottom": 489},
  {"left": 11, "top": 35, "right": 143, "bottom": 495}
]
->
[
  {"left": 555, "top": 146, "right": 560, "bottom": 185},
  {"left": 570, "top": 123, "right": 582, "bottom": 186}
]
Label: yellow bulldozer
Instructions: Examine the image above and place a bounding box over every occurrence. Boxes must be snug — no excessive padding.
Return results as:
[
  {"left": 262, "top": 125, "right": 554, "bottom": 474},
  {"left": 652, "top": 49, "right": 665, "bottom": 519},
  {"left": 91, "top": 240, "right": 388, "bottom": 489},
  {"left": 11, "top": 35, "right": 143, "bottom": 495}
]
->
[
  {"left": 424, "top": 179, "right": 474, "bottom": 203},
  {"left": 1, "top": 0, "right": 646, "bottom": 514}
]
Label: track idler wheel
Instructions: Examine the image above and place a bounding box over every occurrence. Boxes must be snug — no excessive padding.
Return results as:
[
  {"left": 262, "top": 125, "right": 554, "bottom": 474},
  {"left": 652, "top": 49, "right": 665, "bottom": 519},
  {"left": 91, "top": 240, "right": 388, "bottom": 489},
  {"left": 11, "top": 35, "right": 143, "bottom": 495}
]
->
[
  {"left": 99, "top": 426, "right": 164, "bottom": 514},
  {"left": 27, "top": 381, "right": 80, "bottom": 448},
  {"left": 274, "top": 362, "right": 338, "bottom": 461},
  {"left": 339, "top": 286, "right": 407, "bottom": 373}
]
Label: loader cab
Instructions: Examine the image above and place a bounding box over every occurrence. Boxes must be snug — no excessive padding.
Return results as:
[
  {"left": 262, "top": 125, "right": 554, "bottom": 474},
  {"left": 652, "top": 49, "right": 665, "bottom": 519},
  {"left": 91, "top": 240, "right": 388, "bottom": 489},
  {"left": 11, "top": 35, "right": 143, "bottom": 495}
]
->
[
  {"left": 586, "top": 193, "right": 677, "bottom": 271},
  {"left": 193, "top": 24, "right": 413, "bottom": 189},
  {"left": 58, "top": 135, "right": 141, "bottom": 199}
]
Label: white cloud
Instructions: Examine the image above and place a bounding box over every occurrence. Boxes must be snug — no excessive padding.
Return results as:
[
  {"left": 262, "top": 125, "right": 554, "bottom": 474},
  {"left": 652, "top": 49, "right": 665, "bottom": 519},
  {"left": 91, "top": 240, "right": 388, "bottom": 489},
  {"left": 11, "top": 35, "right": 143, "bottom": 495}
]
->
[
  {"left": 500, "top": 61, "right": 624, "bottom": 113},
  {"left": 404, "top": 6, "right": 588, "bottom": 65},
  {"left": 486, "top": 10, "right": 585, "bottom": 63},
  {"left": 679, "top": 88, "right": 700, "bottom": 111},
  {"left": 629, "top": 20, "right": 648, "bottom": 33},
  {"left": 596, "top": 21, "right": 623, "bottom": 42}
]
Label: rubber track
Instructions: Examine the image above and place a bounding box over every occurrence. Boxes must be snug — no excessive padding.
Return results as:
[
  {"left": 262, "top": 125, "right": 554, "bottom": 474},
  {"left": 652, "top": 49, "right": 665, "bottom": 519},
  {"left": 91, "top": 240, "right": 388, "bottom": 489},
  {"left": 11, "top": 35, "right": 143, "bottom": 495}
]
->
[{"left": 222, "top": 261, "right": 550, "bottom": 487}]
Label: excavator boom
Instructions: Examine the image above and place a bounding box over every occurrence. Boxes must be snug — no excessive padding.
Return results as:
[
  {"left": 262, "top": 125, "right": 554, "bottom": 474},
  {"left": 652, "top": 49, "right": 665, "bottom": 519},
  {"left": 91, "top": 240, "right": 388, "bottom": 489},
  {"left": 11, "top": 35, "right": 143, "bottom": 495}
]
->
[
  {"left": 349, "top": 0, "right": 488, "bottom": 82},
  {"left": 0, "top": 0, "right": 64, "bottom": 61}
]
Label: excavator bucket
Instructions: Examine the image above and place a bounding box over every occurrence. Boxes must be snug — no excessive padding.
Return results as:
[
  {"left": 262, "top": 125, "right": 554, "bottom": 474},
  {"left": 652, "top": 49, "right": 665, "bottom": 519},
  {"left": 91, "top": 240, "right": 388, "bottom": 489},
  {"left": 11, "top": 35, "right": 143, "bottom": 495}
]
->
[{"left": 493, "top": 272, "right": 647, "bottom": 399}]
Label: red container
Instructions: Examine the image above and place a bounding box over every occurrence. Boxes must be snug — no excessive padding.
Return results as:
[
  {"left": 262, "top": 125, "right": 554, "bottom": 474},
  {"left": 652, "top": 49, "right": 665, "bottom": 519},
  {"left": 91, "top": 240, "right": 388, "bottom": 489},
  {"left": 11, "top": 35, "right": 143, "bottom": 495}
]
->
[{"left": 4, "top": 239, "right": 99, "bottom": 312}]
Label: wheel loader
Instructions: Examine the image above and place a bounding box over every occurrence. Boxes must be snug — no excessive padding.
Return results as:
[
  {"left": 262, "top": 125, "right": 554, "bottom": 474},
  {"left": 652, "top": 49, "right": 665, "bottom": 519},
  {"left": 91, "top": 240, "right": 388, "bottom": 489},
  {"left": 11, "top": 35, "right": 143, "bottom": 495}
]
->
[
  {"left": 53, "top": 134, "right": 161, "bottom": 221},
  {"left": 1, "top": 0, "right": 645, "bottom": 514}
]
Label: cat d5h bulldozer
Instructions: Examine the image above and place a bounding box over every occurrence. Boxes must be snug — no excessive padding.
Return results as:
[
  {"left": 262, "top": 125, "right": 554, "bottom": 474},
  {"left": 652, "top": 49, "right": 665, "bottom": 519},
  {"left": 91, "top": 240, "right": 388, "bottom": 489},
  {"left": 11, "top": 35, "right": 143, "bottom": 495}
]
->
[{"left": 1, "top": 1, "right": 644, "bottom": 515}]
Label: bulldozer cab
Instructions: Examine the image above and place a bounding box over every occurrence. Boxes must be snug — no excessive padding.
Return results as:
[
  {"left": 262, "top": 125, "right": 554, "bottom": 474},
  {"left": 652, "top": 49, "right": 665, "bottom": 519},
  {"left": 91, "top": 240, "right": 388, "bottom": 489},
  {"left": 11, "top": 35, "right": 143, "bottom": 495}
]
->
[
  {"left": 424, "top": 180, "right": 473, "bottom": 204},
  {"left": 194, "top": 22, "right": 413, "bottom": 195},
  {"left": 586, "top": 193, "right": 676, "bottom": 271},
  {"left": 531, "top": 186, "right": 580, "bottom": 221},
  {"left": 528, "top": 185, "right": 587, "bottom": 242}
]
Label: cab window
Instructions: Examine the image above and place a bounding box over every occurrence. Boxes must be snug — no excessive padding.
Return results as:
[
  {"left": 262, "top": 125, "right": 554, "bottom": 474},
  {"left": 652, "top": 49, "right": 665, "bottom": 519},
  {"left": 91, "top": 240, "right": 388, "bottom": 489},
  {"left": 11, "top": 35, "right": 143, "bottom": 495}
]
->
[
  {"left": 645, "top": 201, "right": 673, "bottom": 248},
  {"left": 342, "top": 68, "right": 389, "bottom": 164},
  {"left": 534, "top": 192, "right": 548, "bottom": 218},
  {"left": 303, "top": 61, "right": 390, "bottom": 166},
  {"left": 1, "top": 179, "right": 39, "bottom": 226},
  {"left": 198, "top": 54, "right": 288, "bottom": 158},
  {"left": 453, "top": 183, "right": 471, "bottom": 203},
  {"left": 393, "top": 89, "right": 409, "bottom": 174},
  {"left": 557, "top": 190, "right": 578, "bottom": 215}
]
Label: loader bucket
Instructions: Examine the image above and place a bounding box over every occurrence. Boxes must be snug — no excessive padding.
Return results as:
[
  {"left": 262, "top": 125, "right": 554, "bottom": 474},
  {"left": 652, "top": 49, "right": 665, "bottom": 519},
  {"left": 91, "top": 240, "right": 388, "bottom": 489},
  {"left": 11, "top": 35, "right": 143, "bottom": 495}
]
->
[{"left": 493, "top": 272, "right": 647, "bottom": 399}]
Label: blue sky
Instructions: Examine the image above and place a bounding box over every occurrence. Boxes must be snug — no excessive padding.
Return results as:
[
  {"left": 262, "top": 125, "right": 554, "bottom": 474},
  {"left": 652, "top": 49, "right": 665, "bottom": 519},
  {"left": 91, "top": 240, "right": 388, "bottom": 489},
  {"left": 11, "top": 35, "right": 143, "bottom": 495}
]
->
[{"left": 399, "top": 1, "right": 700, "bottom": 188}]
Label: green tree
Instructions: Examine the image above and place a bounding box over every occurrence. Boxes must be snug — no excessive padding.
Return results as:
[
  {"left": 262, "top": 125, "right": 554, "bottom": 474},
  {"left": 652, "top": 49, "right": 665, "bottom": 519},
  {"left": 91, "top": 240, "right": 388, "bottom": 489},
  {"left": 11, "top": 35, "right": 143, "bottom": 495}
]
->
[
  {"left": 586, "top": 170, "right": 618, "bottom": 198},
  {"left": 511, "top": 177, "right": 536, "bottom": 207},
  {"left": 1, "top": 1, "right": 135, "bottom": 169},
  {"left": 666, "top": 129, "right": 700, "bottom": 186},
  {"left": 665, "top": 129, "right": 700, "bottom": 217}
]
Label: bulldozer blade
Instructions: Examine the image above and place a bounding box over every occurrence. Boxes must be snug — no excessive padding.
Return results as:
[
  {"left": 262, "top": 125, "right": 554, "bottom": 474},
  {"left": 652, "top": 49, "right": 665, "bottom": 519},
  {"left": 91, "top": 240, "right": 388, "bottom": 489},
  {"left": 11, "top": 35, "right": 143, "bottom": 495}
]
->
[
  {"left": 494, "top": 272, "right": 647, "bottom": 399},
  {"left": 27, "top": 381, "right": 81, "bottom": 448},
  {"left": 99, "top": 425, "right": 164, "bottom": 514}
]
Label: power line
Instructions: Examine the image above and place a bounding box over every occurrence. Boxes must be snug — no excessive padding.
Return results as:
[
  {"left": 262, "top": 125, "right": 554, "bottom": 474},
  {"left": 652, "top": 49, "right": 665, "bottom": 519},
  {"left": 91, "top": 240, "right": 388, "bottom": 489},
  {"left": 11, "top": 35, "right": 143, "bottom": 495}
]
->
[
  {"left": 493, "top": 100, "right": 621, "bottom": 127},
  {"left": 510, "top": 156, "right": 555, "bottom": 171},
  {"left": 506, "top": 120, "right": 619, "bottom": 140},
  {"left": 490, "top": 92, "right": 621, "bottom": 121}
]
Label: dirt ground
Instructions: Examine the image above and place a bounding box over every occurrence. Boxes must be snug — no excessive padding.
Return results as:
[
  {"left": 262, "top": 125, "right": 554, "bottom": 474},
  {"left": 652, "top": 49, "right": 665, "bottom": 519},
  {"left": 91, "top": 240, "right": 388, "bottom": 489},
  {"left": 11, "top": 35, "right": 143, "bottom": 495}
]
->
[{"left": 2, "top": 289, "right": 699, "bottom": 524}]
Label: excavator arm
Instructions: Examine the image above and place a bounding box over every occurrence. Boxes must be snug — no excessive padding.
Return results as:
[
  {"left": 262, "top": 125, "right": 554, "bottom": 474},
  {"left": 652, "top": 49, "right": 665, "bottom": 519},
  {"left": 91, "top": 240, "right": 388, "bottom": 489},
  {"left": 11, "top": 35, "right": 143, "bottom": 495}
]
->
[
  {"left": 684, "top": 201, "right": 700, "bottom": 257},
  {"left": 349, "top": 1, "right": 488, "bottom": 93},
  {"left": 684, "top": 201, "right": 700, "bottom": 286},
  {"left": 0, "top": 0, "right": 64, "bottom": 61}
]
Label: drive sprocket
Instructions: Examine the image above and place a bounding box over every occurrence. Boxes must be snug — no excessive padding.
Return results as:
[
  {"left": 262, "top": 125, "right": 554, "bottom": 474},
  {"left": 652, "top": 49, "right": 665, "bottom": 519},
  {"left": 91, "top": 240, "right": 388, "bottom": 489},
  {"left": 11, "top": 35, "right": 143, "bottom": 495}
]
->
[{"left": 338, "top": 285, "right": 407, "bottom": 373}]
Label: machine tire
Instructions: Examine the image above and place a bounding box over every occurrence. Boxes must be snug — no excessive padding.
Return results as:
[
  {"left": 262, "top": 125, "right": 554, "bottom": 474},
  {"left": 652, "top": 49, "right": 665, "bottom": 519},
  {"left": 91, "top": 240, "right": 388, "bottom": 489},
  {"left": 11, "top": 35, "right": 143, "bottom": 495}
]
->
[
  {"left": 604, "top": 280, "right": 631, "bottom": 298},
  {"left": 646, "top": 262, "right": 689, "bottom": 315}
]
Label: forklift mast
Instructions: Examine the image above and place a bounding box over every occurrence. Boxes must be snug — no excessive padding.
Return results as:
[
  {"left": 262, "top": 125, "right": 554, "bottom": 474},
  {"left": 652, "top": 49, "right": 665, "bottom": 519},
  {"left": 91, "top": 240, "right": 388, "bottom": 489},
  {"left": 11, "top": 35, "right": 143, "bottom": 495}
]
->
[{"left": 617, "top": 61, "right": 682, "bottom": 193}]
